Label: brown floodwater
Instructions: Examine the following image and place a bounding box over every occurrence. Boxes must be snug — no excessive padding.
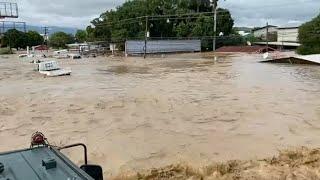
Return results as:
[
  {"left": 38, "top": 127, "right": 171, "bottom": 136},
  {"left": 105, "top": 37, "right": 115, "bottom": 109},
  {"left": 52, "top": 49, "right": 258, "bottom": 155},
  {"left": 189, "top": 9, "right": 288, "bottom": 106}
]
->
[{"left": 0, "top": 53, "right": 320, "bottom": 178}]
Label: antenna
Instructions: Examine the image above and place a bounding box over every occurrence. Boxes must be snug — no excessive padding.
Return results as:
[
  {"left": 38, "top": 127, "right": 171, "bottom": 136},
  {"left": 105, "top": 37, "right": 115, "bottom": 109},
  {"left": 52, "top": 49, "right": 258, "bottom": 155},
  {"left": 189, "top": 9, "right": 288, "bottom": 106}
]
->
[{"left": 42, "top": 26, "right": 49, "bottom": 45}]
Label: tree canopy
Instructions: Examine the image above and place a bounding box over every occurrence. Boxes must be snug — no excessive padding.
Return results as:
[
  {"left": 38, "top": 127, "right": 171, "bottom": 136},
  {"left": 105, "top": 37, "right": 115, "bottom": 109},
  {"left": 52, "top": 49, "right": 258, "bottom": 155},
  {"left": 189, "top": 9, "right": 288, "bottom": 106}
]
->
[
  {"left": 26, "top": 31, "right": 44, "bottom": 47},
  {"left": 297, "top": 14, "right": 320, "bottom": 55},
  {"left": 3, "top": 29, "right": 28, "bottom": 49},
  {"left": 75, "top": 30, "right": 87, "bottom": 43},
  {"left": 87, "top": 0, "right": 234, "bottom": 47},
  {"left": 2, "top": 29, "right": 44, "bottom": 49},
  {"left": 49, "top": 32, "right": 75, "bottom": 49}
]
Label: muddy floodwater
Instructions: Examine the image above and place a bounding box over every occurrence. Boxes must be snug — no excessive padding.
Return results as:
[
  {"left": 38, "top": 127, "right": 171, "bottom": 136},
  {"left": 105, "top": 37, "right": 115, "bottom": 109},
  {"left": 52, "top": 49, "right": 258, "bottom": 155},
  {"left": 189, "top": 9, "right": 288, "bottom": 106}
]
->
[{"left": 1, "top": 53, "right": 320, "bottom": 178}]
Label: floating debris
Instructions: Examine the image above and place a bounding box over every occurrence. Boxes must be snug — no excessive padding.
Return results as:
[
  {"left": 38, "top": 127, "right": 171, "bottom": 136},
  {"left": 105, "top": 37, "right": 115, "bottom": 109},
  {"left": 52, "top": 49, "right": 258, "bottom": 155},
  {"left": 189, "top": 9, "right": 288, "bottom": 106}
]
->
[
  {"left": 38, "top": 61, "right": 72, "bottom": 77},
  {"left": 262, "top": 54, "right": 320, "bottom": 65}
]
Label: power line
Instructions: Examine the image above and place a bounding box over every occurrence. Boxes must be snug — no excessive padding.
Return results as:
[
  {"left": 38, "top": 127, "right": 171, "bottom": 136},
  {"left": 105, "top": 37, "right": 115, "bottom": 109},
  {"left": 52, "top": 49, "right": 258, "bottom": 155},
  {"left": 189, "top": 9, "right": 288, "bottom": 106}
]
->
[
  {"left": 94, "top": 11, "right": 230, "bottom": 27},
  {"left": 94, "top": 35, "right": 244, "bottom": 42},
  {"left": 94, "top": 15, "right": 232, "bottom": 28}
]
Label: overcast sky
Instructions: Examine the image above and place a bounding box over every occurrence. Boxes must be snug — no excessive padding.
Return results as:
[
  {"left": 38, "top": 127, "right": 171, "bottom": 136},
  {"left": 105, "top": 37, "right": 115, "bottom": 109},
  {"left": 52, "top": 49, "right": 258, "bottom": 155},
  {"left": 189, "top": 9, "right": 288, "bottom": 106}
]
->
[{"left": 11, "top": 0, "right": 320, "bottom": 29}]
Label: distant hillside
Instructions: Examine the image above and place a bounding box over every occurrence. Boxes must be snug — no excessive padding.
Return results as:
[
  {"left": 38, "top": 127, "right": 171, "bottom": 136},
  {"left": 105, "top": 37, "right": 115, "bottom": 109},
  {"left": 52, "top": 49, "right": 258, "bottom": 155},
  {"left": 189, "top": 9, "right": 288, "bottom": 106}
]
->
[
  {"left": 26, "top": 25, "right": 79, "bottom": 35},
  {"left": 234, "top": 27, "right": 253, "bottom": 32}
]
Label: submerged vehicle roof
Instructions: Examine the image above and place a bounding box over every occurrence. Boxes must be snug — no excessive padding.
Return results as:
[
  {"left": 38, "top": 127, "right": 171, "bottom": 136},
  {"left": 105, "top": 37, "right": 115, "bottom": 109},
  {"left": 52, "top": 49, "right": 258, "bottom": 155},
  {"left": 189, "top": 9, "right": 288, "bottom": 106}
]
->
[{"left": 0, "top": 146, "right": 94, "bottom": 180}]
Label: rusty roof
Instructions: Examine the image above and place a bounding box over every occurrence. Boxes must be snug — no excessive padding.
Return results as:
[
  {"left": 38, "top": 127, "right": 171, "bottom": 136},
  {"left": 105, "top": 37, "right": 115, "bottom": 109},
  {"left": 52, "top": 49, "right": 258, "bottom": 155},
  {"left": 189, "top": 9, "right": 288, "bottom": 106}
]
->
[{"left": 216, "top": 46, "right": 275, "bottom": 53}]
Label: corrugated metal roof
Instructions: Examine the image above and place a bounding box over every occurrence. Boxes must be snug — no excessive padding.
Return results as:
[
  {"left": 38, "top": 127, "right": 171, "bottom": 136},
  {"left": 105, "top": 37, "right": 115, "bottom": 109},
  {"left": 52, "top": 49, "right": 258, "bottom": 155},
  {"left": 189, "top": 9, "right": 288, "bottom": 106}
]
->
[
  {"left": 252, "top": 25, "right": 278, "bottom": 31},
  {"left": 296, "top": 54, "right": 320, "bottom": 64},
  {"left": 277, "top": 27, "right": 299, "bottom": 30},
  {"left": 262, "top": 54, "right": 320, "bottom": 65},
  {"left": 125, "top": 40, "right": 201, "bottom": 55}
]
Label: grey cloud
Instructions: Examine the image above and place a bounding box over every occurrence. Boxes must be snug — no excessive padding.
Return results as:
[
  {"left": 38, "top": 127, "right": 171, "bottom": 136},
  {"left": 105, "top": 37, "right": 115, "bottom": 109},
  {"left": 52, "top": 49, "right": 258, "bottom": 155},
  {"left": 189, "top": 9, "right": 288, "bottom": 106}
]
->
[
  {"left": 9, "top": 0, "right": 320, "bottom": 28},
  {"left": 220, "top": 0, "right": 320, "bottom": 27},
  {"left": 15, "top": 0, "right": 125, "bottom": 28}
]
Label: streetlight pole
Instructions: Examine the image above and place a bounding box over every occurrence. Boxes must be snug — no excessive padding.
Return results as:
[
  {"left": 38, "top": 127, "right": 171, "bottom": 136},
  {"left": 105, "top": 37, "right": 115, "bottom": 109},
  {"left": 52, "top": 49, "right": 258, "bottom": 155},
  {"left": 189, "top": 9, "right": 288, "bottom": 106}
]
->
[
  {"left": 144, "top": 16, "right": 148, "bottom": 59},
  {"left": 212, "top": 0, "right": 218, "bottom": 52},
  {"left": 266, "top": 22, "right": 269, "bottom": 52}
]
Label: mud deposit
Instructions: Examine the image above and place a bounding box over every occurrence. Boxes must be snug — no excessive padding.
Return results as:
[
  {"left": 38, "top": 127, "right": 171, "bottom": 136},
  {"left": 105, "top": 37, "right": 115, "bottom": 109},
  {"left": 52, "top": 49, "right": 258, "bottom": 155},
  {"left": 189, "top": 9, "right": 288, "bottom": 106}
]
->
[
  {"left": 1, "top": 53, "right": 320, "bottom": 178},
  {"left": 115, "top": 147, "right": 320, "bottom": 180}
]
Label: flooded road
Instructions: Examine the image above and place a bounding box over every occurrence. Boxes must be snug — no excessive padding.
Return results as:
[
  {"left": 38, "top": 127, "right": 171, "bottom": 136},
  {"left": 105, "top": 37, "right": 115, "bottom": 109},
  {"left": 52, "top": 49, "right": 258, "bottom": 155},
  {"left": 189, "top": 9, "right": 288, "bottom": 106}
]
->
[{"left": 0, "top": 53, "right": 320, "bottom": 178}]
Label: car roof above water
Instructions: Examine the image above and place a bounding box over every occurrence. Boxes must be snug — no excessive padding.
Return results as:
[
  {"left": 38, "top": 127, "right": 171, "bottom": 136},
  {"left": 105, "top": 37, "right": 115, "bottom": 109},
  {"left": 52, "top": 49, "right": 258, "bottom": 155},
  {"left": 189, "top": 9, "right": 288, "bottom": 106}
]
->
[{"left": 0, "top": 147, "right": 93, "bottom": 180}]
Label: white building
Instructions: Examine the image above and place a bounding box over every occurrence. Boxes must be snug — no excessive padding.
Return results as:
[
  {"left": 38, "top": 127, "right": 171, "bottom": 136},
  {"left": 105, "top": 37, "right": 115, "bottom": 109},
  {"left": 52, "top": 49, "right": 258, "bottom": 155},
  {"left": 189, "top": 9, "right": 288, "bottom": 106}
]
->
[
  {"left": 252, "top": 25, "right": 278, "bottom": 40},
  {"left": 238, "top": 30, "right": 250, "bottom": 36},
  {"left": 40, "top": 34, "right": 49, "bottom": 41},
  {"left": 277, "top": 27, "right": 299, "bottom": 42}
]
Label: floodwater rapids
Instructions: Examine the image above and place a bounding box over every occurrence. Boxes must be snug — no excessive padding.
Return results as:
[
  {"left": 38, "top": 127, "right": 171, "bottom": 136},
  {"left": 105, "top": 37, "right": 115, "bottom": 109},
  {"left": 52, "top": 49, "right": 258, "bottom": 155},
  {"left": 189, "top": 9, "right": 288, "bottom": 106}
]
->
[{"left": 0, "top": 53, "right": 320, "bottom": 178}]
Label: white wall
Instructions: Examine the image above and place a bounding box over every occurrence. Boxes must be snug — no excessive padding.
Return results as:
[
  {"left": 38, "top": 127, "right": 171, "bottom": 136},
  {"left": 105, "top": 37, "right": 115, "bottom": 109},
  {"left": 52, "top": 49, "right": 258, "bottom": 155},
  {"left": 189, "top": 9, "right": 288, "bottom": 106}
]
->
[
  {"left": 277, "top": 28, "right": 299, "bottom": 42},
  {"left": 253, "top": 27, "right": 277, "bottom": 38}
]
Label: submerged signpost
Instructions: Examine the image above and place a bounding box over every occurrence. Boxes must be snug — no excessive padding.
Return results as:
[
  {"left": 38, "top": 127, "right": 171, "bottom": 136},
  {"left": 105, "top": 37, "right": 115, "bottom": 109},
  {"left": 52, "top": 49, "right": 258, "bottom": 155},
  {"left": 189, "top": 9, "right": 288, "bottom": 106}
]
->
[
  {"left": 0, "top": 2, "right": 18, "bottom": 18},
  {"left": 0, "top": 2, "right": 26, "bottom": 35}
]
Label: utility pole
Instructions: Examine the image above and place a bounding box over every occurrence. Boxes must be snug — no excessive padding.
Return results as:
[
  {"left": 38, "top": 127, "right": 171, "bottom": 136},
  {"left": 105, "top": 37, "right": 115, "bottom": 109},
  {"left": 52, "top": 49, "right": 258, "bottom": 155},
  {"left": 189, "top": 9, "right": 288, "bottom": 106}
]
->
[
  {"left": 212, "top": 0, "right": 218, "bottom": 52},
  {"left": 144, "top": 16, "right": 148, "bottom": 59},
  {"left": 42, "top": 26, "right": 49, "bottom": 45},
  {"left": 266, "top": 22, "right": 269, "bottom": 52}
]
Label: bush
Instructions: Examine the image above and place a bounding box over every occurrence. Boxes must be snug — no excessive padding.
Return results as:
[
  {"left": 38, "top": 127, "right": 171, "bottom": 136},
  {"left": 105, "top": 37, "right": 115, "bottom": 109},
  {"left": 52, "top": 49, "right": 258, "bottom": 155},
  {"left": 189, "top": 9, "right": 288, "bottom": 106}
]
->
[
  {"left": 244, "top": 34, "right": 262, "bottom": 44},
  {"left": 216, "top": 35, "right": 245, "bottom": 48},
  {"left": 297, "top": 45, "right": 320, "bottom": 55},
  {"left": 297, "top": 14, "right": 320, "bottom": 55}
]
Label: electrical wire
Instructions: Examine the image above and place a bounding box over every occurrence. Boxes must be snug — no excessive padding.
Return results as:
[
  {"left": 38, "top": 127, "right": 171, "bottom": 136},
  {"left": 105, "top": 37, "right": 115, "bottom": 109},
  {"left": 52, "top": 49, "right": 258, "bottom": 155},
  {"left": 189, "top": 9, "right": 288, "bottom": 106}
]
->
[
  {"left": 92, "top": 35, "right": 246, "bottom": 43},
  {"left": 94, "top": 11, "right": 231, "bottom": 27}
]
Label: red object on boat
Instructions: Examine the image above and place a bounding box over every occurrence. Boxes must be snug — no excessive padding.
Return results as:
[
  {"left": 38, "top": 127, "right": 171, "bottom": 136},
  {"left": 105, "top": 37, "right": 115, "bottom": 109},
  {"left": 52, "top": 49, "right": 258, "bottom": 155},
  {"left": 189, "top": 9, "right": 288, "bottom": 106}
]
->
[{"left": 31, "top": 132, "right": 47, "bottom": 146}]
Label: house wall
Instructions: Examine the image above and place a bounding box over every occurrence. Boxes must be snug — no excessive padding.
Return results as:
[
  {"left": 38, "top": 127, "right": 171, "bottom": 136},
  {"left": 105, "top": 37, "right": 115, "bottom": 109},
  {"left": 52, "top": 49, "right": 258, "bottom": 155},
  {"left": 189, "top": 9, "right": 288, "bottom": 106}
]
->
[
  {"left": 277, "top": 28, "right": 299, "bottom": 42},
  {"left": 253, "top": 27, "right": 277, "bottom": 39}
]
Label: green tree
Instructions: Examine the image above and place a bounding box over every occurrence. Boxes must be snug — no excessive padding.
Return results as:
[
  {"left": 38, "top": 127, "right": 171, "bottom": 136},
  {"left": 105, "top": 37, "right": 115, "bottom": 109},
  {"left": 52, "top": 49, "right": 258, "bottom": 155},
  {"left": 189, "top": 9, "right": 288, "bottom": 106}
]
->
[
  {"left": 190, "top": 0, "right": 211, "bottom": 12},
  {"left": 75, "top": 30, "right": 87, "bottom": 43},
  {"left": 216, "top": 8, "right": 234, "bottom": 36},
  {"left": 26, "top": 31, "right": 44, "bottom": 47},
  {"left": 192, "top": 16, "right": 214, "bottom": 36},
  {"left": 86, "top": 26, "right": 96, "bottom": 42},
  {"left": 2, "top": 29, "right": 28, "bottom": 49},
  {"left": 174, "top": 21, "right": 192, "bottom": 37},
  {"left": 88, "top": 0, "right": 234, "bottom": 51},
  {"left": 49, "top": 32, "right": 75, "bottom": 49},
  {"left": 297, "top": 14, "right": 320, "bottom": 55}
]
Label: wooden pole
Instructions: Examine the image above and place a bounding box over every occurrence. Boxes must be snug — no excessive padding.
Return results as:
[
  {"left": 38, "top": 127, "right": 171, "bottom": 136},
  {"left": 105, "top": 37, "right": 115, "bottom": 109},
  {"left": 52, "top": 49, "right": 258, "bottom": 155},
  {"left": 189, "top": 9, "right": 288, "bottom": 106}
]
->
[
  {"left": 213, "top": 0, "right": 218, "bottom": 52},
  {"left": 266, "top": 22, "right": 269, "bottom": 52},
  {"left": 144, "top": 16, "right": 148, "bottom": 59}
]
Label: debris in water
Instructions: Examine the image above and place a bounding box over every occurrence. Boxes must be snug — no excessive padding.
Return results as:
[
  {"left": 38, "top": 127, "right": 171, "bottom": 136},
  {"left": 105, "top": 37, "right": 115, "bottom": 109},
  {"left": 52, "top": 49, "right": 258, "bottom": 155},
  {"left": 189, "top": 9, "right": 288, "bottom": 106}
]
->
[
  {"left": 37, "top": 61, "right": 72, "bottom": 77},
  {"left": 262, "top": 54, "right": 320, "bottom": 65}
]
